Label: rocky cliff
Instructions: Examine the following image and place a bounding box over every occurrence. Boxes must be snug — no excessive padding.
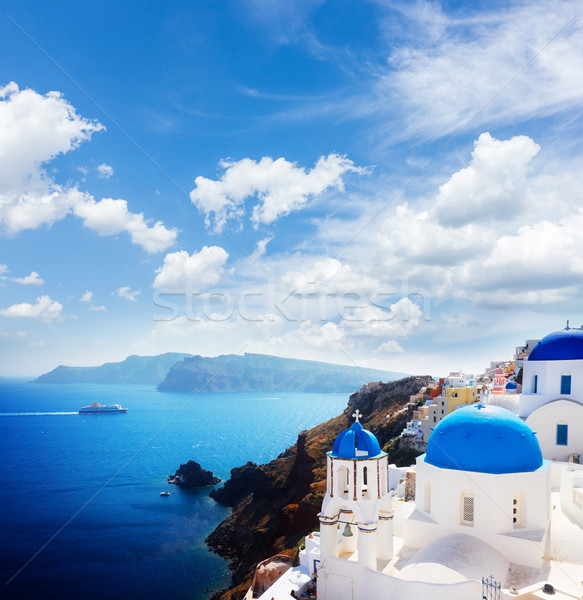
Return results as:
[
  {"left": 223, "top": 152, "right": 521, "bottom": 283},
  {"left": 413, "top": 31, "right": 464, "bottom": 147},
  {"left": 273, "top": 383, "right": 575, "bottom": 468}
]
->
[{"left": 205, "top": 375, "right": 432, "bottom": 600}]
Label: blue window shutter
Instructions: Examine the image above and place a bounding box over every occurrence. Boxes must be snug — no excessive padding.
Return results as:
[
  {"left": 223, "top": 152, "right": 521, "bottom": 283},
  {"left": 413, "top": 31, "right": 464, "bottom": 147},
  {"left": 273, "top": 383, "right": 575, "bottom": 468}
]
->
[
  {"left": 561, "top": 375, "right": 572, "bottom": 395},
  {"left": 557, "top": 423, "right": 568, "bottom": 446}
]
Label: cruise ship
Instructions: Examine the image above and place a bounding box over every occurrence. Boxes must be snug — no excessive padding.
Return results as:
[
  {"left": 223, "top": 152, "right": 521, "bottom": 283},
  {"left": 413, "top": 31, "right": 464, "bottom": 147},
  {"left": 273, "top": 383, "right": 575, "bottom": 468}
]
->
[{"left": 79, "top": 402, "right": 128, "bottom": 414}]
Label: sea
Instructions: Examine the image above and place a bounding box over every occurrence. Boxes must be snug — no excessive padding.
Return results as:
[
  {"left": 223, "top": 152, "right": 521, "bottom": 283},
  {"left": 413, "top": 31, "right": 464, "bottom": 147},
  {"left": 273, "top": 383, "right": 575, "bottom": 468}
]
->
[{"left": 0, "top": 378, "right": 349, "bottom": 600}]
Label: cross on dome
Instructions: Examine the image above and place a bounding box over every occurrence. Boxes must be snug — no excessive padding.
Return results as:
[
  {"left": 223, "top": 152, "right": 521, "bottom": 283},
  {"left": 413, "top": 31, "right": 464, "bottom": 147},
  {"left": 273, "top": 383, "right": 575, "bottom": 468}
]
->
[{"left": 352, "top": 409, "right": 362, "bottom": 423}]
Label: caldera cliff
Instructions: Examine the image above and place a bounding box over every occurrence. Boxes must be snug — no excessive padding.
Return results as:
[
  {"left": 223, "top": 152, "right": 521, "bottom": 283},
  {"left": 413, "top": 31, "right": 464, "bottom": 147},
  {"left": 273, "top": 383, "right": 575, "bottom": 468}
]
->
[{"left": 206, "top": 375, "right": 433, "bottom": 600}]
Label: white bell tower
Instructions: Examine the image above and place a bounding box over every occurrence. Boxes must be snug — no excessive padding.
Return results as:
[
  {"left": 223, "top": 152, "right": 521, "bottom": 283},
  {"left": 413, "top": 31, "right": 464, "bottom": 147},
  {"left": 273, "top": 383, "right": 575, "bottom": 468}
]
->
[{"left": 318, "top": 409, "right": 394, "bottom": 579}]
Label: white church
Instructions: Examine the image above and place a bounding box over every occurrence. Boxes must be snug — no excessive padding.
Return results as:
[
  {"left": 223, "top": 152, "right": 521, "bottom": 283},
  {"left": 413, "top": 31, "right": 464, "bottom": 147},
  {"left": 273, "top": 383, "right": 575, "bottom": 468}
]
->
[{"left": 255, "top": 327, "right": 583, "bottom": 600}]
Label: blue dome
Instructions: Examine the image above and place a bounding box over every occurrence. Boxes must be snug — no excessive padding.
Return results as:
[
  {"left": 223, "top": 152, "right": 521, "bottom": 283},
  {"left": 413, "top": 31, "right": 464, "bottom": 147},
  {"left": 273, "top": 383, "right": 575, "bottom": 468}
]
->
[
  {"left": 528, "top": 327, "right": 583, "bottom": 361},
  {"left": 425, "top": 404, "right": 542, "bottom": 475},
  {"left": 505, "top": 381, "right": 517, "bottom": 390},
  {"left": 330, "top": 422, "right": 382, "bottom": 459}
]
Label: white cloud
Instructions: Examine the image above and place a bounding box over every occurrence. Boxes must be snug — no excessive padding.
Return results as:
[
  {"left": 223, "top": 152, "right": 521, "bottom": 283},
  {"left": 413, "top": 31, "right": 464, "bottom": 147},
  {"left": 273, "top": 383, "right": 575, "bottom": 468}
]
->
[
  {"left": 153, "top": 246, "right": 229, "bottom": 290},
  {"left": 115, "top": 287, "right": 141, "bottom": 302},
  {"left": 248, "top": 236, "right": 273, "bottom": 263},
  {"left": 80, "top": 291, "right": 93, "bottom": 303},
  {"left": 434, "top": 133, "right": 540, "bottom": 227},
  {"left": 0, "top": 82, "right": 103, "bottom": 194},
  {"left": 0, "top": 295, "right": 63, "bottom": 321},
  {"left": 11, "top": 271, "right": 44, "bottom": 285},
  {"left": 377, "top": 340, "right": 405, "bottom": 354},
  {"left": 0, "top": 83, "right": 176, "bottom": 253},
  {"left": 190, "top": 153, "right": 366, "bottom": 231},
  {"left": 281, "top": 257, "right": 378, "bottom": 295},
  {"left": 0, "top": 264, "right": 7, "bottom": 279},
  {"left": 97, "top": 163, "right": 114, "bottom": 179},
  {"left": 89, "top": 304, "right": 107, "bottom": 312},
  {"left": 341, "top": 298, "right": 423, "bottom": 340},
  {"left": 74, "top": 197, "right": 177, "bottom": 253},
  {"left": 374, "top": 0, "right": 583, "bottom": 140}
]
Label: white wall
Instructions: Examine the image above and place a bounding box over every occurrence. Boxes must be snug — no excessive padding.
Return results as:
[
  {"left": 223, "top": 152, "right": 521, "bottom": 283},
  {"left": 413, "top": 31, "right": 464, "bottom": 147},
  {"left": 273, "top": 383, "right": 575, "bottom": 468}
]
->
[
  {"left": 404, "top": 459, "right": 551, "bottom": 568},
  {"left": 560, "top": 465, "right": 583, "bottom": 529},
  {"left": 526, "top": 400, "right": 583, "bottom": 462},
  {"left": 521, "top": 358, "right": 583, "bottom": 416}
]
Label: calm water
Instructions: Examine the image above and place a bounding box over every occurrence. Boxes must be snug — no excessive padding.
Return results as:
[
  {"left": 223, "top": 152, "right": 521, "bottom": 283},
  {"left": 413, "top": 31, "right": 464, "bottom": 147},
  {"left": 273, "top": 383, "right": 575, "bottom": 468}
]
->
[{"left": 0, "top": 379, "right": 348, "bottom": 600}]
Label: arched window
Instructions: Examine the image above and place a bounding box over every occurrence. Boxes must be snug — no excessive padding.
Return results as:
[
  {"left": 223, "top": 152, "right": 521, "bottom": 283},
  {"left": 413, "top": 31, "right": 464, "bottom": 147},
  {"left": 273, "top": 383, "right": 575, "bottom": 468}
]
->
[
  {"left": 556, "top": 421, "right": 568, "bottom": 446},
  {"left": 561, "top": 374, "right": 572, "bottom": 395},
  {"left": 461, "top": 493, "right": 474, "bottom": 526},
  {"left": 424, "top": 481, "right": 431, "bottom": 514},
  {"left": 337, "top": 466, "right": 350, "bottom": 499}
]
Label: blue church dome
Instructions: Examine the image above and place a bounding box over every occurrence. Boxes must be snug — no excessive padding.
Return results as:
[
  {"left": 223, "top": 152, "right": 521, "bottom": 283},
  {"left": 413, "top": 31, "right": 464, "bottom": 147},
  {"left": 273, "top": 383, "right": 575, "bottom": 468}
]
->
[
  {"left": 425, "top": 404, "right": 542, "bottom": 475},
  {"left": 330, "top": 422, "right": 383, "bottom": 459},
  {"left": 528, "top": 327, "right": 583, "bottom": 361},
  {"left": 505, "top": 381, "right": 517, "bottom": 390}
]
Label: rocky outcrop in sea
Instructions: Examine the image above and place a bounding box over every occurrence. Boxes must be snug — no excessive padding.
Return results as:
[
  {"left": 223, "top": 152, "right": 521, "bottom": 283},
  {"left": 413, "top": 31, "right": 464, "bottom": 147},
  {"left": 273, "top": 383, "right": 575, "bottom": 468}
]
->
[{"left": 168, "top": 460, "right": 221, "bottom": 489}]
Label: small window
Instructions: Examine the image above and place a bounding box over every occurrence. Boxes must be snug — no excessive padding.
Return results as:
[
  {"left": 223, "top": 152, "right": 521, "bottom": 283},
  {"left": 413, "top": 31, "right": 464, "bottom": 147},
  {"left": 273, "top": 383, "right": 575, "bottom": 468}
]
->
[
  {"left": 557, "top": 423, "right": 568, "bottom": 446},
  {"left": 513, "top": 496, "right": 522, "bottom": 528},
  {"left": 433, "top": 416, "right": 436, "bottom": 423},
  {"left": 441, "top": 409, "right": 444, "bottom": 414},
  {"left": 462, "top": 494, "right": 474, "bottom": 525},
  {"left": 424, "top": 481, "right": 431, "bottom": 514},
  {"left": 533, "top": 374, "right": 538, "bottom": 394},
  {"left": 561, "top": 375, "right": 571, "bottom": 395}
]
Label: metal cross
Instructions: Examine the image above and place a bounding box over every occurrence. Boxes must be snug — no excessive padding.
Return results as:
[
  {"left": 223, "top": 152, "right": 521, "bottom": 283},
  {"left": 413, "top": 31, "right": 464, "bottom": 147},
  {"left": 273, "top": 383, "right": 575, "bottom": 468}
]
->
[{"left": 352, "top": 409, "right": 362, "bottom": 423}]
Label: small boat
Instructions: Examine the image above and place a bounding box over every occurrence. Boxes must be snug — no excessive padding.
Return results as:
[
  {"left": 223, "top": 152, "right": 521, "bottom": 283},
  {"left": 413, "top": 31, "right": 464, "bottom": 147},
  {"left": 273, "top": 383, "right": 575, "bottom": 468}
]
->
[
  {"left": 160, "top": 491, "right": 170, "bottom": 497},
  {"left": 79, "top": 402, "right": 128, "bottom": 414}
]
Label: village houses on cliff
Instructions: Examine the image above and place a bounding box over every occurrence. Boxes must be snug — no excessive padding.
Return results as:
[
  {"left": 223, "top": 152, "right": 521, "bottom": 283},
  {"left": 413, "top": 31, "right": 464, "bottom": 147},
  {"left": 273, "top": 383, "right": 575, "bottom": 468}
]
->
[{"left": 251, "top": 326, "right": 583, "bottom": 600}]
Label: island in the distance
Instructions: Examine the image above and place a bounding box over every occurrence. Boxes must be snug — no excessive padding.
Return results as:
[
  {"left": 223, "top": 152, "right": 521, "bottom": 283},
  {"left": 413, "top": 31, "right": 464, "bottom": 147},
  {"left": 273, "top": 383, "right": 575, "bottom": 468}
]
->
[
  {"left": 158, "top": 353, "right": 407, "bottom": 393},
  {"left": 34, "top": 353, "right": 193, "bottom": 385},
  {"left": 34, "top": 352, "right": 408, "bottom": 393}
]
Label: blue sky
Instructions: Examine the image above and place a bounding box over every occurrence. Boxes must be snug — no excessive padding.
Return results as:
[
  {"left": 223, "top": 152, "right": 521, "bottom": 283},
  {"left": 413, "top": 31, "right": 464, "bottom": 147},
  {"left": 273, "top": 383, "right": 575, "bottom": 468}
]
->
[{"left": 1, "top": 0, "right": 582, "bottom": 377}]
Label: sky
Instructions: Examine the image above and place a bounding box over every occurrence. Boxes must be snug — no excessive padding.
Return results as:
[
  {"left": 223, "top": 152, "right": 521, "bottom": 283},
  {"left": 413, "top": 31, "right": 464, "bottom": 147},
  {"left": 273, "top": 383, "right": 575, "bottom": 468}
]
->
[{"left": 1, "top": 0, "right": 582, "bottom": 377}]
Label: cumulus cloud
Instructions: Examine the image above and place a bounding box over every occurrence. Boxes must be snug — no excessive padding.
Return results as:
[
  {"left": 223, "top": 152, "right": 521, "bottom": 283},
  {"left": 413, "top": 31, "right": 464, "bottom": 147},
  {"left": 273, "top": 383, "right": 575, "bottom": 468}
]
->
[
  {"left": 434, "top": 133, "right": 540, "bottom": 227},
  {"left": 97, "top": 163, "right": 114, "bottom": 179},
  {"left": 74, "top": 197, "right": 177, "bottom": 253},
  {"left": 11, "top": 271, "right": 44, "bottom": 285},
  {"left": 0, "top": 83, "right": 176, "bottom": 253},
  {"left": 153, "top": 246, "right": 229, "bottom": 290},
  {"left": 190, "top": 153, "right": 366, "bottom": 231},
  {"left": 0, "top": 295, "right": 63, "bottom": 321},
  {"left": 80, "top": 291, "right": 93, "bottom": 303},
  {"left": 0, "top": 264, "right": 7, "bottom": 279},
  {"left": 115, "top": 287, "right": 141, "bottom": 302},
  {"left": 377, "top": 340, "right": 405, "bottom": 354},
  {"left": 366, "top": 131, "right": 583, "bottom": 308},
  {"left": 281, "top": 257, "right": 378, "bottom": 295}
]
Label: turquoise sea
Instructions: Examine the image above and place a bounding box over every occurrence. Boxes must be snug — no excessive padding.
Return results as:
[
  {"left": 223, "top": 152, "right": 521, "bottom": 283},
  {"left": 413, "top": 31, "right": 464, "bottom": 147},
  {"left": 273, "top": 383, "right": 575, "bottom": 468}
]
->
[{"left": 0, "top": 379, "right": 349, "bottom": 600}]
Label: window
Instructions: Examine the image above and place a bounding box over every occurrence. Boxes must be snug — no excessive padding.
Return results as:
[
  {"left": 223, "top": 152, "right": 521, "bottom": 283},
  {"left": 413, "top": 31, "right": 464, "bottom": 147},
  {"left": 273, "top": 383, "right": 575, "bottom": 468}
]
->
[
  {"left": 461, "top": 494, "right": 474, "bottom": 525},
  {"left": 424, "top": 481, "right": 431, "bottom": 514},
  {"left": 557, "top": 423, "right": 568, "bottom": 446},
  {"left": 441, "top": 409, "right": 444, "bottom": 414},
  {"left": 512, "top": 495, "right": 522, "bottom": 528},
  {"left": 533, "top": 374, "right": 538, "bottom": 394},
  {"left": 561, "top": 375, "right": 572, "bottom": 395},
  {"left": 433, "top": 416, "right": 436, "bottom": 423}
]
